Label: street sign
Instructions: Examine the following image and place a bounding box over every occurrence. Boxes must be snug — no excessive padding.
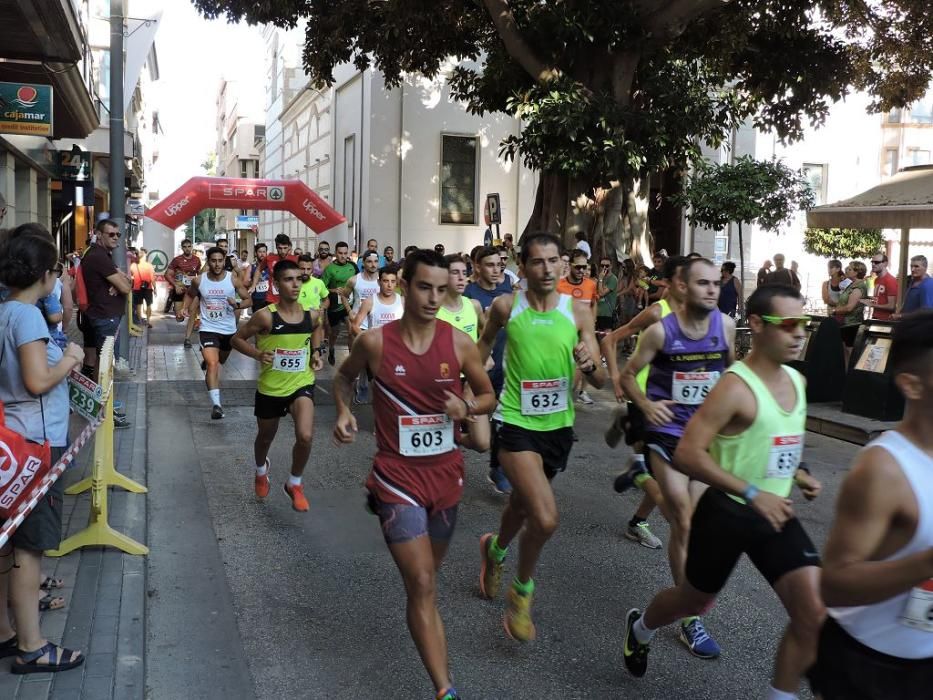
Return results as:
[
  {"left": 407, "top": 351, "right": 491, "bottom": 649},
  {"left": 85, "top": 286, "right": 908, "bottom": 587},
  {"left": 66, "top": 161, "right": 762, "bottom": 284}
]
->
[
  {"left": 0, "top": 82, "right": 53, "bottom": 136},
  {"left": 485, "top": 193, "right": 502, "bottom": 225},
  {"left": 67, "top": 371, "right": 105, "bottom": 422},
  {"left": 56, "top": 150, "right": 91, "bottom": 181},
  {"left": 148, "top": 249, "right": 168, "bottom": 273},
  {"left": 235, "top": 215, "right": 260, "bottom": 229}
]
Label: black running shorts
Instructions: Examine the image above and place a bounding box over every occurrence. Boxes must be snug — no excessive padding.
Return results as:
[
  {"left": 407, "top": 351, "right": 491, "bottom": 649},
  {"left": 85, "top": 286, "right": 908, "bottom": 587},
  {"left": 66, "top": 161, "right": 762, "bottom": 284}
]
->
[
  {"left": 199, "top": 331, "right": 233, "bottom": 353},
  {"left": 498, "top": 423, "right": 574, "bottom": 480},
  {"left": 685, "top": 487, "right": 820, "bottom": 595},
  {"left": 809, "top": 615, "right": 933, "bottom": 700},
  {"left": 253, "top": 385, "right": 315, "bottom": 419}
]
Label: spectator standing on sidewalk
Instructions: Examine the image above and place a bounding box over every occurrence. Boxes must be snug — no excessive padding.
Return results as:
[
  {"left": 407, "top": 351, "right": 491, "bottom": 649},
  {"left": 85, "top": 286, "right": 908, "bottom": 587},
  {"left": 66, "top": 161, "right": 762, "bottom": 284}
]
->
[
  {"left": 718, "top": 262, "right": 743, "bottom": 318},
  {"left": 0, "top": 233, "right": 86, "bottom": 674},
  {"left": 832, "top": 261, "right": 868, "bottom": 362},
  {"left": 764, "top": 254, "right": 796, "bottom": 288},
  {"left": 898, "top": 255, "right": 933, "bottom": 318},
  {"left": 821, "top": 259, "right": 849, "bottom": 314},
  {"left": 756, "top": 259, "right": 772, "bottom": 287},
  {"left": 860, "top": 253, "right": 898, "bottom": 320},
  {"left": 131, "top": 247, "right": 155, "bottom": 328},
  {"left": 596, "top": 256, "right": 619, "bottom": 333}
]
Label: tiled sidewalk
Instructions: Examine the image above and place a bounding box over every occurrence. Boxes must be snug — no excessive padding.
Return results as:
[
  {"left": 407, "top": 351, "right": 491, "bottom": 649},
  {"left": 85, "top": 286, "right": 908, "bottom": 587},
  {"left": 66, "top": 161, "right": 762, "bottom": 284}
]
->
[{"left": 0, "top": 336, "right": 148, "bottom": 700}]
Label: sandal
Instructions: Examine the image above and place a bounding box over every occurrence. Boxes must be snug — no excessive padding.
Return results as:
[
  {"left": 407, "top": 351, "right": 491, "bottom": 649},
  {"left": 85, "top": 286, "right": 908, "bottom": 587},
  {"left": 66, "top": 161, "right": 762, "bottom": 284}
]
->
[
  {"left": 12, "top": 642, "right": 84, "bottom": 674},
  {"left": 0, "top": 634, "right": 17, "bottom": 659},
  {"left": 40, "top": 576, "right": 64, "bottom": 591},
  {"left": 39, "top": 594, "right": 65, "bottom": 611}
]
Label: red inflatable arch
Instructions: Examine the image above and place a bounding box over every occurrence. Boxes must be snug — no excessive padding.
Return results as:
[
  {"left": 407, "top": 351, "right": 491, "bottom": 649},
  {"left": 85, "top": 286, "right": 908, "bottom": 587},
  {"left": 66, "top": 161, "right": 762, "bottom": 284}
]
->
[{"left": 147, "top": 176, "right": 345, "bottom": 232}]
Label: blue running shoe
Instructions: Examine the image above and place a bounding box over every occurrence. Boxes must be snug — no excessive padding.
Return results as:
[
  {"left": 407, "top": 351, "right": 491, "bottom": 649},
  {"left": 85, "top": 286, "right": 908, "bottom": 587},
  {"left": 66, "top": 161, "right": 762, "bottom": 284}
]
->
[
  {"left": 679, "top": 617, "right": 720, "bottom": 659},
  {"left": 487, "top": 467, "right": 512, "bottom": 495}
]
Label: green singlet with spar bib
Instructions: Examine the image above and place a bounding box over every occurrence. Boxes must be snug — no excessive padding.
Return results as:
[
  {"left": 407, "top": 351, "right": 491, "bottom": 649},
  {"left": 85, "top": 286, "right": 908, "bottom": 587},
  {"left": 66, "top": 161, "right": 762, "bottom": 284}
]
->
[{"left": 257, "top": 304, "right": 317, "bottom": 397}]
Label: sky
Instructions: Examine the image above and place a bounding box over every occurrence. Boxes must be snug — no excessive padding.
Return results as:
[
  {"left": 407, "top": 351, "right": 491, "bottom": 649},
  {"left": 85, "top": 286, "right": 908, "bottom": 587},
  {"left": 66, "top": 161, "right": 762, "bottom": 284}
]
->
[{"left": 144, "top": 0, "right": 266, "bottom": 201}]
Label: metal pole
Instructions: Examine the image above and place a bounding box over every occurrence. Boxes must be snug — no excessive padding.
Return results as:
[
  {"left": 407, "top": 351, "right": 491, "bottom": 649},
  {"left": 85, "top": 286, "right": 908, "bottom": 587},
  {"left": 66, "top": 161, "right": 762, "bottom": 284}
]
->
[
  {"left": 897, "top": 226, "right": 910, "bottom": 312},
  {"left": 109, "top": 0, "right": 128, "bottom": 360}
]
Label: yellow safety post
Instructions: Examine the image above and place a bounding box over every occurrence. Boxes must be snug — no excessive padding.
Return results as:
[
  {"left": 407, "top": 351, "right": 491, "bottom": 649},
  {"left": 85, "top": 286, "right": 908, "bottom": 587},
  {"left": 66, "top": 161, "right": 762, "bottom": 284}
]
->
[
  {"left": 127, "top": 292, "right": 143, "bottom": 337},
  {"left": 47, "top": 338, "right": 148, "bottom": 556}
]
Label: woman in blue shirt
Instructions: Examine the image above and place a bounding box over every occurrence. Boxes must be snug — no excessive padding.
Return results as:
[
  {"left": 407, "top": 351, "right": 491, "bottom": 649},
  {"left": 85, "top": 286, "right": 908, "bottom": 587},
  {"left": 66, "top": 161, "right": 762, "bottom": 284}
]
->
[{"left": 0, "top": 233, "right": 85, "bottom": 674}]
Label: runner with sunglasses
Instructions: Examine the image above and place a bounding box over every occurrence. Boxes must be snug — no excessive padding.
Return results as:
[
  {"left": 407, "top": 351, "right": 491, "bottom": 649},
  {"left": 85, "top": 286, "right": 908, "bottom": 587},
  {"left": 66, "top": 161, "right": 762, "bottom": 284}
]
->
[
  {"left": 557, "top": 250, "right": 598, "bottom": 405},
  {"left": 619, "top": 256, "right": 734, "bottom": 659},
  {"left": 623, "top": 284, "right": 824, "bottom": 700}
]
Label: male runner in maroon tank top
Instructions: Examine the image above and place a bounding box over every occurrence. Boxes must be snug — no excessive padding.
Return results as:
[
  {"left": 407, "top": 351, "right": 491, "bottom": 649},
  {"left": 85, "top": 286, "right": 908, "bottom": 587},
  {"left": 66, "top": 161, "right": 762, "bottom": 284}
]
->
[{"left": 334, "top": 249, "right": 496, "bottom": 700}]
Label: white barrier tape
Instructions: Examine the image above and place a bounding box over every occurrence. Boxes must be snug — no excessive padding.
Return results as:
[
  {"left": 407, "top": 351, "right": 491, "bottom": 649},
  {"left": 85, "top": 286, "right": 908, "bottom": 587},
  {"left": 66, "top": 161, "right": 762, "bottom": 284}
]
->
[{"left": 0, "top": 389, "right": 111, "bottom": 551}]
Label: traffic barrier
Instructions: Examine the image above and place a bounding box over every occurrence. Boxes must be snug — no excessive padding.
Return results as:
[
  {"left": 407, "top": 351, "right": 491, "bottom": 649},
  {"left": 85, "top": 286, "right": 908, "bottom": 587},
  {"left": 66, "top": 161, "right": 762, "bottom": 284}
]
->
[
  {"left": 46, "top": 337, "right": 148, "bottom": 557},
  {"left": 127, "top": 292, "right": 143, "bottom": 337}
]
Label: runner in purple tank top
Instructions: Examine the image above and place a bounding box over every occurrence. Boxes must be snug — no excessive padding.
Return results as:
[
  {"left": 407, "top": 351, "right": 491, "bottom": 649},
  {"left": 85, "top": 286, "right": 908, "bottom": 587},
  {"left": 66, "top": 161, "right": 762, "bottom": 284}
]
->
[{"left": 621, "top": 257, "right": 735, "bottom": 659}]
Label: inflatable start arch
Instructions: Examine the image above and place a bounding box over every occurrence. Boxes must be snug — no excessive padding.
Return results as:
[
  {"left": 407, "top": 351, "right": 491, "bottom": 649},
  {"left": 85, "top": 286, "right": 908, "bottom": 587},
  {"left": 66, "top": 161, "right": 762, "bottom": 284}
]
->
[{"left": 147, "top": 176, "right": 345, "bottom": 233}]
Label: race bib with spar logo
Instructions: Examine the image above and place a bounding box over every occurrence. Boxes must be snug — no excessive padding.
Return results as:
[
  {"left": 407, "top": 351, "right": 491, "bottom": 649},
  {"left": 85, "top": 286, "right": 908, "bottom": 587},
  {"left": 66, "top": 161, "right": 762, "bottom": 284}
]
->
[
  {"left": 766, "top": 434, "right": 804, "bottom": 479},
  {"left": 205, "top": 300, "right": 228, "bottom": 321},
  {"left": 398, "top": 414, "right": 454, "bottom": 457},
  {"left": 272, "top": 348, "right": 307, "bottom": 373},
  {"left": 900, "top": 579, "right": 933, "bottom": 632},
  {"left": 672, "top": 371, "right": 720, "bottom": 405},
  {"left": 255, "top": 280, "right": 270, "bottom": 293},
  {"left": 520, "top": 378, "right": 568, "bottom": 415}
]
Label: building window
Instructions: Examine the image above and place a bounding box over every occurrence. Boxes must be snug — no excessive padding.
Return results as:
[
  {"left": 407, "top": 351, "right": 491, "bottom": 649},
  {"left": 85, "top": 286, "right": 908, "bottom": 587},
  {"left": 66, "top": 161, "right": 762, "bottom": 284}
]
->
[
  {"left": 240, "top": 160, "right": 249, "bottom": 178},
  {"left": 884, "top": 149, "right": 899, "bottom": 176},
  {"left": 440, "top": 135, "right": 478, "bottom": 224},
  {"left": 802, "top": 163, "right": 828, "bottom": 206},
  {"left": 910, "top": 97, "right": 933, "bottom": 124},
  {"left": 908, "top": 149, "right": 931, "bottom": 166}
]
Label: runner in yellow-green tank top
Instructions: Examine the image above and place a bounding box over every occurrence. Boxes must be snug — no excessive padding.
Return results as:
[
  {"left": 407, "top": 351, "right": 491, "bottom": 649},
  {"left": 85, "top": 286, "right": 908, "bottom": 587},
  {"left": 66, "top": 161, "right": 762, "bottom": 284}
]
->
[
  {"left": 438, "top": 254, "right": 489, "bottom": 452},
  {"left": 232, "top": 259, "right": 324, "bottom": 513},
  {"left": 623, "top": 284, "right": 824, "bottom": 697},
  {"left": 475, "top": 233, "right": 607, "bottom": 643}
]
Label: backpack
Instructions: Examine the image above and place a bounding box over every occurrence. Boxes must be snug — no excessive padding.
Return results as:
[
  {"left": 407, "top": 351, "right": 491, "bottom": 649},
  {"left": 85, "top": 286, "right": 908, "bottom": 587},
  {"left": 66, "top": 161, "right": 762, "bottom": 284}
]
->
[{"left": 74, "top": 263, "right": 90, "bottom": 313}]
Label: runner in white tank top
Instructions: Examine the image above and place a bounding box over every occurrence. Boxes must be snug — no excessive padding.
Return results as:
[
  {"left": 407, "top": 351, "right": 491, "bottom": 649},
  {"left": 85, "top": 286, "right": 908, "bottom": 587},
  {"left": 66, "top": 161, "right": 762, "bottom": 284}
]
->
[
  {"left": 346, "top": 251, "right": 381, "bottom": 333},
  {"left": 190, "top": 247, "right": 251, "bottom": 419},
  {"left": 815, "top": 311, "right": 933, "bottom": 699},
  {"left": 350, "top": 266, "right": 403, "bottom": 403}
]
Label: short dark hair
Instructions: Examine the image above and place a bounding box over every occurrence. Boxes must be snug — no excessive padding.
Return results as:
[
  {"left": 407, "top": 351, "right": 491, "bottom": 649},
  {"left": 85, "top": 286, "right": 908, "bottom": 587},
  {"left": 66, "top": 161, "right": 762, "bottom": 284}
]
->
[
  {"left": 403, "top": 245, "right": 419, "bottom": 257},
  {"left": 335, "top": 241, "right": 349, "bottom": 251},
  {"left": 570, "top": 249, "right": 588, "bottom": 263},
  {"left": 519, "top": 232, "right": 562, "bottom": 265},
  {"left": 662, "top": 255, "right": 689, "bottom": 281},
  {"left": 0, "top": 234, "right": 58, "bottom": 288},
  {"left": 361, "top": 250, "right": 379, "bottom": 262},
  {"left": 274, "top": 233, "right": 292, "bottom": 246},
  {"left": 469, "top": 245, "right": 485, "bottom": 262},
  {"left": 890, "top": 310, "right": 933, "bottom": 375},
  {"left": 444, "top": 253, "right": 465, "bottom": 265},
  {"left": 682, "top": 256, "right": 717, "bottom": 282},
  {"left": 574, "top": 231, "right": 586, "bottom": 241},
  {"left": 273, "top": 258, "right": 300, "bottom": 280},
  {"left": 254, "top": 242, "right": 267, "bottom": 252},
  {"left": 378, "top": 265, "right": 399, "bottom": 279},
  {"left": 215, "top": 238, "right": 227, "bottom": 245},
  {"left": 828, "top": 259, "right": 842, "bottom": 271},
  {"left": 297, "top": 253, "right": 314, "bottom": 264},
  {"left": 746, "top": 284, "right": 803, "bottom": 318},
  {"left": 402, "top": 248, "right": 448, "bottom": 282},
  {"left": 721, "top": 261, "right": 736, "bottom": 274},
  {"left": 9, "top": 222, "right": 54, "bottom": 244},
  {"left": 367, "top": 238, "right": 378, "bottom": 246},
  {"left": 384, "top": 246, "right": 394, "bottom": 254},
  {"left": 476, "top": 246, "right": 500, "bottom": 264},
  {"left": 181, "top": 239, "right": 193, "bottom": 246},
  {"left": 687, "top": 251, "right": 703, "bottom": 259},
  {"left": 599, "top": 257, "right": 613, "bottom": 265},
  {"left": 205, "top": 246, "right": 225, "bottom": 260},
  {"left": 95, "top": 218, "right": 119, "bottom": 233}
]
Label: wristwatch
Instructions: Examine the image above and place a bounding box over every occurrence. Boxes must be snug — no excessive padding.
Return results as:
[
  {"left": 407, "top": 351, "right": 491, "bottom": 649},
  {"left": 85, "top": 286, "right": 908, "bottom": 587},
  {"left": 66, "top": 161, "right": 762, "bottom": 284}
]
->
[{"left": 742, "top": 484, "right": 760, "bottom": 503}]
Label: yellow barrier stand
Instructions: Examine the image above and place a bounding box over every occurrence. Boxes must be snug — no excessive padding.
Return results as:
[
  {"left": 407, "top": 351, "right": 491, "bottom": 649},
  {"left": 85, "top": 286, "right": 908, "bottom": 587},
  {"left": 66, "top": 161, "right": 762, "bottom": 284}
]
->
[
  {"left": 47, "top": 338, "right": 149, "bottom": 557},
  {"left": 127, "top": 292, "right": 143, "bottom": 337}
]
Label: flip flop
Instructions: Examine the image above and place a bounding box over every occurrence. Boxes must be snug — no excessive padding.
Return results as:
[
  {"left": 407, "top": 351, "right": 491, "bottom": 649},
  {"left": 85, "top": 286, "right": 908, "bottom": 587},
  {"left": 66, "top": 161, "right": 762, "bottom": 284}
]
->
[
  {"left": 39, "top": 594, "right": 65, "bottom": 612},
  {"left": 40, "top": 576, "right": 64, "bottom": 591}
]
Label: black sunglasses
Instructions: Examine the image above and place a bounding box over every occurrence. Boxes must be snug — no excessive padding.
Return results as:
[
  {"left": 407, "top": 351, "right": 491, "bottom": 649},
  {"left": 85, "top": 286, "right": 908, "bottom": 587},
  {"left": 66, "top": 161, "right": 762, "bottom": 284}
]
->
[{"left": 572, "top": 264, "right": 588, "bottom": 270}]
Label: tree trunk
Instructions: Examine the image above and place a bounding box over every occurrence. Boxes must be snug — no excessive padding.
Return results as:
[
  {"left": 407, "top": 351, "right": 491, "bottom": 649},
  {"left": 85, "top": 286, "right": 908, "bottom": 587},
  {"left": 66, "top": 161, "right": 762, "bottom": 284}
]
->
[
  {"left": 738, "top": 220, "right": 746, "bottom": 304},
  {"left": 521, "top": 173, "right": 652, "bottom": 264}
]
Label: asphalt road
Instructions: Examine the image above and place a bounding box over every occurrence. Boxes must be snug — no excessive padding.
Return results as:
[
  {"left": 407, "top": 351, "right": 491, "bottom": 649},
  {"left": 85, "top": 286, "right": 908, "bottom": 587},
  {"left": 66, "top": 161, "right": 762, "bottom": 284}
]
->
[{"left": 146, "top": 357, "right": 859, "bottom": 700}]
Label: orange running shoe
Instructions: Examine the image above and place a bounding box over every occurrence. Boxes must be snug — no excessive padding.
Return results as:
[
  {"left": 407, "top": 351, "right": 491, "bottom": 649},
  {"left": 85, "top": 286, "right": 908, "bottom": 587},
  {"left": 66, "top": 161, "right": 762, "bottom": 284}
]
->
[
  {"left": 254, "top": 460, "right": 270, "bottom": 499},
  {"left": 283, "top": 482, "right": 309, "bottom": 512}
]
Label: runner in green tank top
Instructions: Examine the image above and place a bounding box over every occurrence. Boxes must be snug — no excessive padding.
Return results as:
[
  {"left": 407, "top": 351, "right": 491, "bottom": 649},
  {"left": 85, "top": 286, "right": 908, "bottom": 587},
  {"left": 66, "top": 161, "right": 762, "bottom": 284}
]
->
[
  {"left": 601, "top": 256, "right": 689, "bottom": 550},
  {"left": 623, "top": 284, "right": 825, "bottom": 700},
  {"left": 476, "top": 233, "right": 607, "bottom": 642},
  {"left": 437, "top": 254, "right": 490, "bottom": 452},
  {"left": 232, "top": 259, "right": 324, "bottom": 513}
]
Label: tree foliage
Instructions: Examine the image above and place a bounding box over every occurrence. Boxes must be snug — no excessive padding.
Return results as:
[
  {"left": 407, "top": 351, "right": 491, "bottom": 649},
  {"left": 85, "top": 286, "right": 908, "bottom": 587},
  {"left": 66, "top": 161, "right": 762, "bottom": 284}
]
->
[
  {"left": 803, "top": 227, "right": 885, "bottom": 259},
  {"left": 675, "top": 157, "right": 814, "bottom": 233},
  {"left": 192, "top": 0, "right": 933, "bottom": 247}
]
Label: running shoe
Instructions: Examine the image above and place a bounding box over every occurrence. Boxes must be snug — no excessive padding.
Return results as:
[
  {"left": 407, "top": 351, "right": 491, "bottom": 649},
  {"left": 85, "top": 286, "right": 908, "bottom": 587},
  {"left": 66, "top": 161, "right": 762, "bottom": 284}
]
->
[
  {"left": 113, "top": 400, "right": 126, "bottom": 417},
  {"left": 183, "top": 338, "right": 192, "bottom": 349},
  {"left": 623, "top": 608, "right": 650, "bottom": 678},
  {"left": 113, "top": 414, "right": 131, "bottom": 430},
  {"left": 625, "top": 521, "right": 662, "bottom": 550},
  {"left": 478, "top": 533, "right": 504, "bottom": 600},
  {"left": 283, "top": 482, "right": 310, "bottom": 512},
  {"left": 436, "top": 688, "right": 460, "bottom": 700},
  {"left": 255, "top": 460, "right": 270, "bottom": 499},
  {"left": 487, "top": 467, "right": 512, "bottom": 495},
  {"left": 211, "top": 405, "right": 224, "bottom": 420},
  {"left": 613, "top": 458, "right": 648, "bottom": 494},
  {"left": 577, "top": 390, "right": 594, "bottom": 405},
  {"left": 604, "top": 406, "right": 627, "bottom": 448},
  {"left": 679, "top": 617, "right": 720, "bottom": 659},
  {"left": 504, "top": 586, "right": 536, "bottom": 642}
]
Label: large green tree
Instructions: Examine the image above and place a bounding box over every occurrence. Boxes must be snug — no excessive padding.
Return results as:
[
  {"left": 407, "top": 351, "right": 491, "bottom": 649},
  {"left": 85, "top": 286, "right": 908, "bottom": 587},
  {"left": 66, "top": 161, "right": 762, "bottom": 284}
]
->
[{"left": 193, "top": 0, "right": 933, "bottom": 260}]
